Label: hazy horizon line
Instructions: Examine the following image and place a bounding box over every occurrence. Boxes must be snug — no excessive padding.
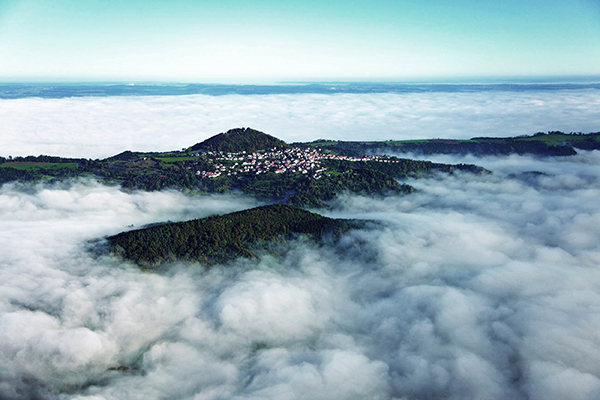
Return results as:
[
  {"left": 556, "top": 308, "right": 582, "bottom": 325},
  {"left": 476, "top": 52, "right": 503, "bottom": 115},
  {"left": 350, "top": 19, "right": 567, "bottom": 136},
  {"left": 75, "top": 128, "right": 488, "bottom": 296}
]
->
[
  {"left": 2, "top": 74, "right": 600, "bottom": 86},
  {"left": 2, "top": 79, "right": 600, "bottom": 101}
]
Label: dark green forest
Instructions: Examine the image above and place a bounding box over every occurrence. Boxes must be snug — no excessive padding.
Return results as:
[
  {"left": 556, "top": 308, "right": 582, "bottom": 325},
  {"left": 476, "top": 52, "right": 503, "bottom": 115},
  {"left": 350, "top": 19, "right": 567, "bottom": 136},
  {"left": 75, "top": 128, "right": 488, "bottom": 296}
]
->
[
  {"left": 106, "top": 204, "right": 359, "bottom": 267},
  {"left": 301, "top": 131, "right": 600, "bottom": 157},
  {"left": 238, "top": 168, "right": 417, "bottom": 207},
  {"left": 190, "top": 127, "right": 287, "bottom": 153}
]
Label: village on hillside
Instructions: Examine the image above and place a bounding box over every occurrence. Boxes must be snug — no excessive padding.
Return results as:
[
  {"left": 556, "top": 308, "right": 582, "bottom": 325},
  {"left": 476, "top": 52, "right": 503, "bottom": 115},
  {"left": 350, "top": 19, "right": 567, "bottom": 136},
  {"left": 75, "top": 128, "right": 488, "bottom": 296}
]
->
[{"left": 193, "top": 147, "right": 401, "bottom": 179}]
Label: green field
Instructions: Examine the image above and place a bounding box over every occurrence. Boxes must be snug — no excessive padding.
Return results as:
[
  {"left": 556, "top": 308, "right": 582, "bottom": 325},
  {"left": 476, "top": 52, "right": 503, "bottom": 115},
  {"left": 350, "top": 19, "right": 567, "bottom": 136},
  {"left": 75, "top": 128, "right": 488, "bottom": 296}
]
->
[
  {"left": 157, "top": 156, "right": 198, "bottom": 163},
  {"left": 388, "top": 139, "right": 430, "bottom": 144},
  {"left": 0, "top": 162, "right": 78, "bottom": 171},
  {"left": 389, "top": 139, "right": 475, "bottom": 144}
]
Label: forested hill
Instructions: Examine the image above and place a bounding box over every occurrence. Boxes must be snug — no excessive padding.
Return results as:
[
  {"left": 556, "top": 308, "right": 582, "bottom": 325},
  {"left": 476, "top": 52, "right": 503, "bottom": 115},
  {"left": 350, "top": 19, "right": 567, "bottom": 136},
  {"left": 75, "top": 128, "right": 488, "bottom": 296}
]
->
[
  {"left": 190, "top": 127, "right": 287, "bottom": 153},
  {"left": 299, "top": 132, "right": 600, "bottom": 157},
  {"left": 0, "top": 136, "right": 484, "bottom": 205},
  {"left": 106, "top": 204, "right": 360, "bottom": 267}
]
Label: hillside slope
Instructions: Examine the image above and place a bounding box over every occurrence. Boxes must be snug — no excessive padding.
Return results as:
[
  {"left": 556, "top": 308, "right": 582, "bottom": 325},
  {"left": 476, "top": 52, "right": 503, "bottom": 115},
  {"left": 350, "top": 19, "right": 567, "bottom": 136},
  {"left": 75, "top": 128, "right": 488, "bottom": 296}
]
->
[
  {"left": 106, "top": 204, "right": 360, "bottom": 267},
  {"left": 190, "top": 127, "right": 287, "bottom": 153}
]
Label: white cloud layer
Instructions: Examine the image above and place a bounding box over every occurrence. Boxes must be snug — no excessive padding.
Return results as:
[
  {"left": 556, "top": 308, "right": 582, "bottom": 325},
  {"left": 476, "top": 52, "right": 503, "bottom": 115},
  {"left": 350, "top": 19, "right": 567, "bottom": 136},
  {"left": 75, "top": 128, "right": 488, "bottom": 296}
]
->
[
  {"left": 1, "top": 89, "right": 599, "bottom": 158},
  {"left": 1, "top": 150, "right": 600, "bottom": 399}
]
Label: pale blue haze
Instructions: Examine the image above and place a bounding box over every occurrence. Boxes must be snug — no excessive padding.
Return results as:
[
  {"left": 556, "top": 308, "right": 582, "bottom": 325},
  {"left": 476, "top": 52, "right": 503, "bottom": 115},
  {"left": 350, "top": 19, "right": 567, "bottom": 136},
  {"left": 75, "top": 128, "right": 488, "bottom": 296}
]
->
[{"left": 0, "top": 0, "right": 599, "bottom": 81}]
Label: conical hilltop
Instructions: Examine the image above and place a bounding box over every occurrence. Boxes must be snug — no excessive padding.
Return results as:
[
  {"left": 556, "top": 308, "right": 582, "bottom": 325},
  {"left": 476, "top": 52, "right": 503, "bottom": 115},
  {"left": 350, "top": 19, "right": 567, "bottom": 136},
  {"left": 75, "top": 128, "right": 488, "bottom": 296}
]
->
[{"left": 190, "top": 127, "right": 287, "bottom": 153}]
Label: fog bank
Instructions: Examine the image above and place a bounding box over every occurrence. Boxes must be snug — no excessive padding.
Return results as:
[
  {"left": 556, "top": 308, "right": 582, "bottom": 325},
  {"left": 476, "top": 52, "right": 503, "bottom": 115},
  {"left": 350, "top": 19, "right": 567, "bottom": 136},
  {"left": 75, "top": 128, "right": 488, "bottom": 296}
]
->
[
  {"left": 2, "top": 89, "right": 600, "bottom": 158},
  {"left": 1, "top": 152, "right": 600, "bottom": 399}
]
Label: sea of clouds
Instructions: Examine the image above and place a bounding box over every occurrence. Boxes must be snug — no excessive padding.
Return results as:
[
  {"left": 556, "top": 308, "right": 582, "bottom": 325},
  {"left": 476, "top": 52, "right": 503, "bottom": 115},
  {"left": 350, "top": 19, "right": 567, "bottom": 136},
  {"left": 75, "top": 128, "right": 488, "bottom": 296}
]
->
[
  {"left": 1, "top": 89, "right": 600, "bottom": 158},
  {"left": 1, "top": 90, "right": 600, "bottom": 399},
  {"left": 1, "top": 151, "right": 599, "bottom": 400}
]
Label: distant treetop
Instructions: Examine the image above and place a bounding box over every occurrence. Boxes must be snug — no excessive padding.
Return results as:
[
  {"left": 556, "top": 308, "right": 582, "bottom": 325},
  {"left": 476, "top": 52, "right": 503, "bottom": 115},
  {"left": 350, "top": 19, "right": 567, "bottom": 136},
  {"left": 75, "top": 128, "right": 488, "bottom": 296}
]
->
[{"left": 191, "top": 127, "right": 287, "bottom": 153}]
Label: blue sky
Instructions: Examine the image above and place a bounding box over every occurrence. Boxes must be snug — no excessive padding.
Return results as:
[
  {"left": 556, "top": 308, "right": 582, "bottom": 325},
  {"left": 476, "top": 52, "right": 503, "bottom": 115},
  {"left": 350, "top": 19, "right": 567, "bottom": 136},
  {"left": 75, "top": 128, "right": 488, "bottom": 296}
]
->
[{"left": 0, "top": 0, "right": 599, "bottom": 82}]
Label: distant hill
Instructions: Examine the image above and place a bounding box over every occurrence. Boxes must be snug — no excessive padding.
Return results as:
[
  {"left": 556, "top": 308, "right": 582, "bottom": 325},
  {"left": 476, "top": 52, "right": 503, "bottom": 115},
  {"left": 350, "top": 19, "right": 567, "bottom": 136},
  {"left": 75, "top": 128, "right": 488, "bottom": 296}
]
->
[
  {"left": 106, "top": 204, "right": 360, "bottom": 267},
  {"left": 299, "top": 132, "right": 600, "bottom": 157},
  {"left": 104, "top": 150, "right": 139, "bottom": 161},
  {"left": 190, "top": 127, "right": 287, "bottom": 153}
]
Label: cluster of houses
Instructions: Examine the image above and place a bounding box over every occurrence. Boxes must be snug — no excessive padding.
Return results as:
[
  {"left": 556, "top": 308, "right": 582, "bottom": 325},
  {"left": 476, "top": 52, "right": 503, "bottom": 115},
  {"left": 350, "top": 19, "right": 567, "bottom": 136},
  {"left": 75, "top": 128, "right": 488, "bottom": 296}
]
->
[{"left": 195, "top": 147, "right": 399, "bottom": 179}]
